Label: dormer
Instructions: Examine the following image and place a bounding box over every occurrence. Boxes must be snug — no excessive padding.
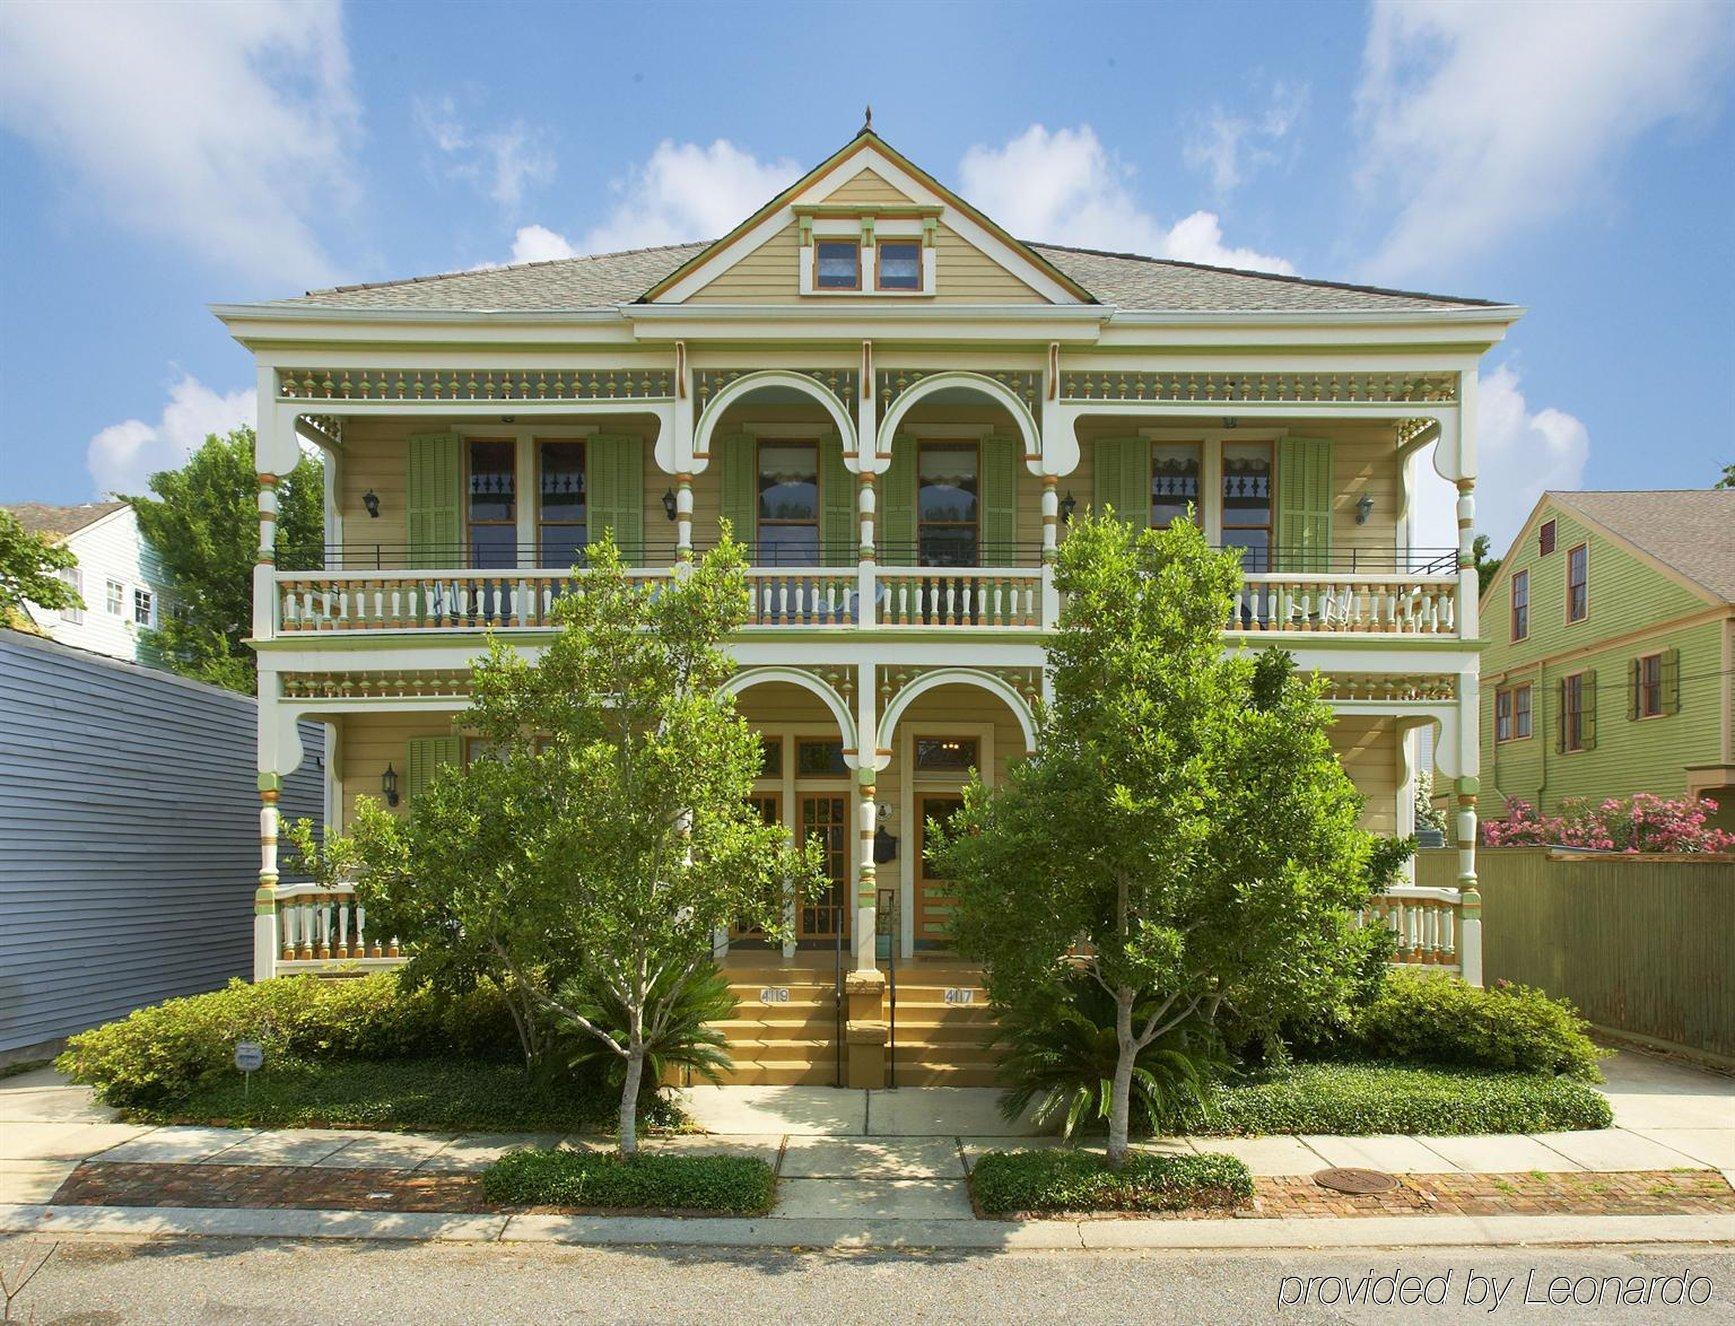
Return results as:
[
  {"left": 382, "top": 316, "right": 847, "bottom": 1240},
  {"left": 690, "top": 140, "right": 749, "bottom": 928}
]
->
[{"left": 797, "top": 202, "right": 939, "bottom": 297}]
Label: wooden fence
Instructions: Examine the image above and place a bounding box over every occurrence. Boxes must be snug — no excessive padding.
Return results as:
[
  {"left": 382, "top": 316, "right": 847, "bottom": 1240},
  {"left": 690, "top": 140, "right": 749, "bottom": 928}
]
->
[{"left": 1416, "top": 847, "right": 1735, "bottom": 1065}]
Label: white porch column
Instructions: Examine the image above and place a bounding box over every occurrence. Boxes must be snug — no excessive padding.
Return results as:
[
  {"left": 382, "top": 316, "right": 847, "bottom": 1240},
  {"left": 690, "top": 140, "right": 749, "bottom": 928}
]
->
[
  {"left": 253, "top": 472, "right": 279, "bottom": 643},
  {"left": 255, "top": 670, "right": 283, "bottom": 983},
  {"left": 1456, "top": 479, "right": 1479, "bottom": 642},
  {"left": 857, "top": 471, "right": 877, "bottom": 629},
  {"left": 1455, "top": 666, "right": 1482, "bottom": 986},
  {"left": 675, "top": 472, "right": 694, "bottom": 560},
  {"left": 853, "top": 659, "right": 880, "bottom": 971},
  {"left": 1040, "top": 474, "right": 1060, "bottom": 628}
]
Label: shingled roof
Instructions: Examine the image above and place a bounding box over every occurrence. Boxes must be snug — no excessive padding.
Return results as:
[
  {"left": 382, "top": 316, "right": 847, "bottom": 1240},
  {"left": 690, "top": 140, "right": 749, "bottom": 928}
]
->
[
  {"left": 1548, "top": 490, "right": 1735, "bottom": 604},
  {"left": 272, "top": 241, "right": 1501, "bottom": 315},
  {"left": 4, "top": 501, "right": 127, "bottom": 540}
]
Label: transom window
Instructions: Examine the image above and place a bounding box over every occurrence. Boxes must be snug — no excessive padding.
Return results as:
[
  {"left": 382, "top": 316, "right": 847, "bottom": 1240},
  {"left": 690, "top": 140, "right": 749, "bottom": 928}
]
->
[
  {"left": 876, "top": 241, "right": 922, "bottom": 291},
  {"left": 1637, "top": 653, "right": 1664, "bottom": 718},
  {"left": 914, "top": 737, "right": 978, "bottom": 772},
  {"left": 1221, "top": 442, "right": 1274, "bottom": 573},
  {"left": 815, "top": 240, "right": 861, "bottom": 291},
  {"left": 537, "top": 441, "right": 586, "bottom": 568},
  {"left": 1150, "top": 443, "right": 1203, "bottom": 528},
  {"left": 917, "top": 442, "right": 979, "bottom": 567},
  {"left": 757, "top": 442, "right": 820, "bottom": 565},
  {"left": 1510, "top": 569, "right": 1529, "bottom": 641},
  {"left": 796, "top": 739, "right": 848, "bottom": 777},
  {"left": 467, "top": 439, "right": 516, "bottom": 569},
  {"left": 759, "top": 737, "right": 783, "bottom": 778},
  {"left": 1567, "top": 544, "right": 1588, "bottom": 622}
]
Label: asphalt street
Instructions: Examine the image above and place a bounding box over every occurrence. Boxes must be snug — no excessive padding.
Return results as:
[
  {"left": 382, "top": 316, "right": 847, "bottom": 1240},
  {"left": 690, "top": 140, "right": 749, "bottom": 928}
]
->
[{"left": 3, "top": 1237, "right": 1732, "bottom": 1325}]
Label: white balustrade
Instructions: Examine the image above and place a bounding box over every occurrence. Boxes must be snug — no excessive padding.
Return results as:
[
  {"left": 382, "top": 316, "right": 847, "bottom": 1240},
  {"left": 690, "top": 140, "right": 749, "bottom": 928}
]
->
[
  {"left": 1362, "top": 886, "right": 1461, "bottom": 969},
  {"left": 742, "top": 568, "right": 857, "bottom": 626},
  {"left": 274, "top": 883, "right": 400, "bottom": 965},
  {"left": 1233, "top": 574, "right": 1458, "bottom": 635},
  {"left": 877, "top": 568, "right": 1042, "bottom": 628}
]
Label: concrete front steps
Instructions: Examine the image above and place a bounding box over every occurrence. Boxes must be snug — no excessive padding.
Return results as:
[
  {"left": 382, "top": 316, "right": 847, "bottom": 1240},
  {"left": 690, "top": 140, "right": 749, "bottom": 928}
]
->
[
  {"left": 711, "top": 966, "right": 846, "bottom": 1086},
  {"left": 888, "top": 964, "right": 999, "bottom": 1088}
]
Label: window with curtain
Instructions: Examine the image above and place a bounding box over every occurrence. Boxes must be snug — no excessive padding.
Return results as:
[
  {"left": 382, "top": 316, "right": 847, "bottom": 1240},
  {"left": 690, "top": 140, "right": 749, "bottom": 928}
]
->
[
  {"left": 876, "top": 241, "right": 922, "bottom": 290},
  {"left": 918, "top": 442, "right": 979, "bottom": 566},
  {"left": 537, "top": 441, "right": 585, "bottom": 568},
  {"left": 467, "top": 440, "right": 516, "bottom": 569},
  {"left": 1150, "top": 443, "right": 1202, "bottom": 528},
  {"left": 757, "top": 442, "right": 820, "bottom": 564},
  {"left": 1221, "top": 442, "right": 1273, "bottom": 572},
  {"left": 815, "top": 240, "right": 860, "bottom": 290}
]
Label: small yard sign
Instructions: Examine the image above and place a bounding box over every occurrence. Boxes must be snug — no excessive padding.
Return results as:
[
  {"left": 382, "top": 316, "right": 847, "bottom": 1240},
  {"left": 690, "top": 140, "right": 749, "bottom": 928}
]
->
[
  {"left": 943, "top": 987, "right": 974, "bottom": 1006},
  {"left": 759, "top": 987, "right": 791, "bottom": 1005},
  {"left": 234, "top": 1041, "right": 264, "bottom": 1072}
]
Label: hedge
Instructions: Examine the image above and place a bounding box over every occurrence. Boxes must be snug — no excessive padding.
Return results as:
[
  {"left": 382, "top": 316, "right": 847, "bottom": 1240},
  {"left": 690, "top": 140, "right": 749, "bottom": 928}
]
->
[
  {"left": 482, "top": 1148, "right": 776, "bottom": 1215},
  {"left": 971, "top": 1149, "right": 1252, "bottom": 1217}
]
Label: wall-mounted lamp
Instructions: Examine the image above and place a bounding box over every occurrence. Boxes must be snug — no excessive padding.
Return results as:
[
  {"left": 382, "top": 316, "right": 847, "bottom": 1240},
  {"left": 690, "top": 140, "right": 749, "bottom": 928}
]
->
[
  {"left": 1221, "top": 417, "right": 1240, "bottom": 430},
  {"left": 1355, "top": 493, "right": 1375, "bottom": 525},
  {"left": 362, "top": 489, "right": 381, "bottom": 519},
  {"left": 1059, "top": 491, "right": 1078, "bottom": 524},
  {"left": 381, "top": 763, "right": 400, "bottom": 807},
  {"left": 661, "top": 488, "right": 678, "bottom": 522}
]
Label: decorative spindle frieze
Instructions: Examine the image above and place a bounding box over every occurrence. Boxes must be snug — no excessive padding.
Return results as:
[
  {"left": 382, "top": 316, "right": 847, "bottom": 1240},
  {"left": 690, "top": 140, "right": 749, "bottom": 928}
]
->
[
  {"left": 876, "top": 368, "right": 1041, "bottom": 422},
  {"left": 693, "top": 368, "right": 859, "bottom": 414},
  {"left": 1057, "top": 370, "right": 1458, "bottom": 406},
  {"left": 276, "top": 367, "right": 675, "bottom": 403},
  {"left": 1317, "top": 673, "right": 1457, "bottom": 703},
  {"left": 280, "top": 670, "right": 474, "bottom": 700}
]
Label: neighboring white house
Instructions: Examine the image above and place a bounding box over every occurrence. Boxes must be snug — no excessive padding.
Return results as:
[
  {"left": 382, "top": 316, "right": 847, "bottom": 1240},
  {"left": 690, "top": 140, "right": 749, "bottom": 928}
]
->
[{"left": 6, "top": 501, "right": 171, "bottom": 665}]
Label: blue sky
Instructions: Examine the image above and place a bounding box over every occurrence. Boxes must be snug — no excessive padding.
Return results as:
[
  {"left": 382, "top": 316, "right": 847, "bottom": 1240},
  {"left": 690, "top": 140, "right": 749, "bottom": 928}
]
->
[{"left": 2, "top": 0, "right": 1731, "bottom": 547}]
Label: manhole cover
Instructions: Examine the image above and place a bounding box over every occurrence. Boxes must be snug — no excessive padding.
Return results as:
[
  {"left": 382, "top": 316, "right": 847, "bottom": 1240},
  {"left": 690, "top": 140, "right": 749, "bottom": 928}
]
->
[{"left": 1314, "top": 1166, "right": 1398, "bottom": 1194}]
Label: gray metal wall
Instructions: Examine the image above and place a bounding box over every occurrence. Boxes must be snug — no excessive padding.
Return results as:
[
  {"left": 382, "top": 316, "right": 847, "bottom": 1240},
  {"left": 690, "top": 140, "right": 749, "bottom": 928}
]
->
[{"left": 0, "top": 631, "right": 323, "bottom": 1054}]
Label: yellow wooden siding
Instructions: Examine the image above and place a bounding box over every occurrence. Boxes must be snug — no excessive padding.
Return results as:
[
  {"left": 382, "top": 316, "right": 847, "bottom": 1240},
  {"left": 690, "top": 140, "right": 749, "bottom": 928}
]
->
[
  {"left": 338, "top": 419, "right": 416, "bottom": 554},
  {"left": 825, "top": 169, "right": 912, "bottom": 205},
  {"left": 336, "top": 712, "right": 457, "bottom": 830},
  {"left": 1330, "top": 715, "right": 1399, "bottom": 835},
  {"left": 687, "top": 222, "right": 806, "bottom": 302},
  {"left": 1329, "top": 426, "right": 1402, "bottom": 550},
  {"left": 930, "top": 223, "right": 1046, "bottom": 303}
]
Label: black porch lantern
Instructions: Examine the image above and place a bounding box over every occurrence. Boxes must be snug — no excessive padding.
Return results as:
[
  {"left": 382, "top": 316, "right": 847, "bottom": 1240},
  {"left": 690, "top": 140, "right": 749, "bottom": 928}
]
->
[
  {"left": 1059, "top": 490, "right": 1078, "bottom": 524},
  {"left": 661, "top": 487, "right": 678, "bottom": 522},
  {"left": 1356, "top": 493, "right": 1375, "bottom": 525},
  {"left": 381, "top": 763, "right": 400, "bottom": 807},
  {"left": 362, "top": 489, "right": 381, "bottom": 519}
]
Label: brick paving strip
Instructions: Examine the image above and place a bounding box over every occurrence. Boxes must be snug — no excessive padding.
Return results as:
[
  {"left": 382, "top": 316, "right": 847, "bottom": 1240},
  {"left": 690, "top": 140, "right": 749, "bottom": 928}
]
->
[{"left": 49, "top": 1162, "right": 1735, "bottom": 1221}]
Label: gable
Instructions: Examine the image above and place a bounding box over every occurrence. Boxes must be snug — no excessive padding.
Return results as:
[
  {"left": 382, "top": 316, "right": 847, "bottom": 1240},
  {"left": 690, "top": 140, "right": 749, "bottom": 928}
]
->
[{"left": 647, "top": 132, "right": 1090, "bottom": 306}]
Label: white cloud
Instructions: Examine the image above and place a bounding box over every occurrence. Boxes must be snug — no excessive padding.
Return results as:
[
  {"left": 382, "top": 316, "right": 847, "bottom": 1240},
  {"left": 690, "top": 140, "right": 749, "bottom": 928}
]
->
[
  {"left": 1412, "top": 362, "right": 1590, "bottom": 555},
  {"left": 1185, "top": 82, "right": 1307, "bottom": 193},
  {"left": 413, "top": 96, "right": 554, "bottom": 211},
  {"left": 87, "top": 374, "right": 255, "bottom": 496},
  {"left": 0, "top": 0, "right": 360, "bottom": 288},
  {"left": 958, "top": 125, "right": 1293, "bottom": 273},
  {"left": 509, "top": 224, "right": 580, "bottom": 265},
  {"left": 1355, "top": 0, "right": 1734, "bottom": 281}
]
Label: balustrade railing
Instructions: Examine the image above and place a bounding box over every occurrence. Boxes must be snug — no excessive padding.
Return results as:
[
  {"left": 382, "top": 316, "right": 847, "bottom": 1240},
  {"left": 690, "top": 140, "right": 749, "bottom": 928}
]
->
[
  {"left": 744, "top": 568, "right": 858, "bottom": 626},
  {"left": 1232, "top": 573, "right": 1458, "bottom": 635},
  {"left": 275, "top": 884, "right": 401, "bottom": 966},
  {"left": 878, "top": 568, "right": 1042, "bottom": 628},
  {"left": 1363, "top": 886, "right": 1461, "bottom": 969}
]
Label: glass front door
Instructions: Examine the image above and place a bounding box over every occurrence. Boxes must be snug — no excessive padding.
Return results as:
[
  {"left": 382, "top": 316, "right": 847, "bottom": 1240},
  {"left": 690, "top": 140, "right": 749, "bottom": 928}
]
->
[
  {"left": 915, "top": 795, "right": 965, "bottom": 950},
  {"left": 798, "top": 794, "right": 849, "bottom": 943}
]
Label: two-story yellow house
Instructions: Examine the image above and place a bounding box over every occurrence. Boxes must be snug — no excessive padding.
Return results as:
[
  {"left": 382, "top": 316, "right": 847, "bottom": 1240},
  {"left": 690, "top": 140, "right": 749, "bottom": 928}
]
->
[{"left": 219, "top": 128, "right": 1514, "bottom": 1082}]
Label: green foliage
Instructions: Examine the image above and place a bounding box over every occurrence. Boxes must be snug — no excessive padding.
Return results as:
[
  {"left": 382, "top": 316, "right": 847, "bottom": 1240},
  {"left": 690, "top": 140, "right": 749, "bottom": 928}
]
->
[
  {"left": 482, "top": 1148, "right": 776, "bottom": 1215},
  {"left": 127, "top": 427, "right": 323, "bottom": 691},
  {"left": 0, "top": 508, "right": 82, "bottom": 622},
  {"left": 345, "top": 533, "right": 823, "bottom": 1155},
  {"left": 992, "top": 975, "right": 1220, "bottom": 1138},
  {"left": 168, "top": 1059, "right": 641, "bottom": 1133},
  {"left": 55, "top": 972, "right": 520, "bottom": 1111},
  {"left": 1185, "top": 1061, "right": 1612, "bottom": 1136},
  {"left": 933, "top": 514, "right": 1385, "bottom": 1165},
  {"left": 1472, "top": 533, "right": 1503, "bottom": 597},
  {"left": 558, "top": 964, "right": 737, "bottom": 1092},
  {"left": 1332, "top": 971, "right": 1605, "bottom": 1081},
  {"left": 970, "top": 1149, "right": 1252, "bottom": 1216}
]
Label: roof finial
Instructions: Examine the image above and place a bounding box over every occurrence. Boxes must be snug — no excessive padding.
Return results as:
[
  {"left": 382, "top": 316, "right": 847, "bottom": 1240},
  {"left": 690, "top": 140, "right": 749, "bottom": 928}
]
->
[{"left": 862, "top": 104, "right": 873, "bottom": 134}]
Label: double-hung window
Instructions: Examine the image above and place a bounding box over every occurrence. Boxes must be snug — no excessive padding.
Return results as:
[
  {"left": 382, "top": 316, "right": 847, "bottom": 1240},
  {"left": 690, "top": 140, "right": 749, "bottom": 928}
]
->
[
  {"left": 1636, "top": 652, "right": 1664, "bottom": 718},
  {"left": 105, "top": 579, "right": 124, "bottom": 615},
  {"left": 1561, "top": 673, "right": 1587, "bottom": 751},
  {"left": 917, "top": 442, "right": 979, "bottom": 567},
  {"left": 757, "top": 442, "right": 820, "bottom": 565},
  {"left": 1513, "top": 683, "right": 1532, "bottom": 739},
  {"left": 1221, "top": 442, "right": 1274, "bottom": 573},
  {"left": 467, "top": 440, "right": 517, "bottom": 569},
  {"left": 537, "top": 441, "right": 586, "bottom": 568},
  {"left": 1510, "top": 569, "right": 1529, "bottom": 641},
  {"left": 132, "top": 588, "right": 153, "bottom": 627},
  {"left": 1566, "top": 544, "right": 1588, "bottom": 622}
]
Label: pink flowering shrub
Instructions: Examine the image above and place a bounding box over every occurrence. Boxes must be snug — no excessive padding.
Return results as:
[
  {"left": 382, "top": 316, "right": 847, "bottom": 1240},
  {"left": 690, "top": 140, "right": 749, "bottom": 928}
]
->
[{"left": 1482, "top": 793, "right": 1735, "bottom": 853}]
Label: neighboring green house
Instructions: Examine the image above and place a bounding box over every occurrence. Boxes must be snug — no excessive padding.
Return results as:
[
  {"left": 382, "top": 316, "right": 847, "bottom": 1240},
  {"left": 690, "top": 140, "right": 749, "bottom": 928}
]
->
[{"left": 1479, "top": 490, "right": 1735, "bottom": 830}]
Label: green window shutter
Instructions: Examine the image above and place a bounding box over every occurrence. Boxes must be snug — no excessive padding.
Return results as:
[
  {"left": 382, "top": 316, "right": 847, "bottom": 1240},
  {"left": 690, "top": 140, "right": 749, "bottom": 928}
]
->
[
  {"left": 881, "top": 440, "right": 917, "bottom": 562},
  {"left": 1093, "top": 438, "right": 1146, "bottom": 527},
  {"left": 980, "top": 432, "right": 1021, "bottom": 564},
  {"left": 406, "top": 434, "right": 462, "bottom": 569},
  {"left": 1582, "top": 669, "right": 1598, "bottom": 749},
  {"left": 406, "top": 735, "right": 461, "bottom": 802},
  {"left": 1629, "top": 658, "right": 1642, "bottom": 721},
  {"left": 1556, "top": 679, "right": 1568, "bottom": 754},
  {"left": 589, "top": 435, "right": 644, "bottom": 565},
  {"left": 718, "top": 432, "right": 757, "bottom": 556},
  {"left": 1276, "top": 437, "right": 1333, "bottom": 573},
  {"left": 820, "top": 436, "right": 854, "bottom": 566},
  {"left": 1663, "top": 648, "right": 1682, "bottom": 715}
]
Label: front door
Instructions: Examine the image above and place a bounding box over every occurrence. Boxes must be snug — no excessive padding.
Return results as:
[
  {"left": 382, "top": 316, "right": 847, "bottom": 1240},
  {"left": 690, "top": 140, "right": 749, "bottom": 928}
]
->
[
  {"left": 915, "top": 795, "right": 965, "bottom": 951},
  {"left": 798, "top": 794, "right": 849, "bottom": 944}
]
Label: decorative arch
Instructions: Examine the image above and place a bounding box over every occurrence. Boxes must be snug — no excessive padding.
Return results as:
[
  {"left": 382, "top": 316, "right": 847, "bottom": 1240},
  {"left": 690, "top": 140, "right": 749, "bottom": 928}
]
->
[
  {"left": 874, "top": 371, "right": 1040, "bottom": 463},
  {"left": 720, "top": 666, "right": 858, "bottom": 752},
  {"left": 877, "top": 667, "right": 1037, "bottom": 759},
  {"left": 693, "top": 371, "right": 858, "bottom": 465}
]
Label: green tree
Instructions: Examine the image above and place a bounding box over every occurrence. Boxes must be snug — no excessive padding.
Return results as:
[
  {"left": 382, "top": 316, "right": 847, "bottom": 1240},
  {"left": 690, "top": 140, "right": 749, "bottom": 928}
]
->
[
  {"left": 0, "top": 508, "right": 83, "bottom": 628},
  {"left": 349, "top": 535, "right": 822, "bottom": 1155},
  {"left": 1472, "top": 533, "right": 1502, "bottom": 598},
  {"left": 127, "top": 427, "right": 323, "bottom": 692},
  {"left": 1716, "top": 462, "right": 1734, "bottom": 490},
  {"left": 934, "top": 515, "right": 1386, "bottom": 1167}
]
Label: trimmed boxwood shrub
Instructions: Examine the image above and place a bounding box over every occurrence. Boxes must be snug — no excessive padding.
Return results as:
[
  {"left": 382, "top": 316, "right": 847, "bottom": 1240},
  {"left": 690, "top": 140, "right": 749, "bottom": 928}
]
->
[
  {"left": 1345, "top": 972, "right": 1604, "bottom": 1081},
  {"left": 1186, "top": 1062, "right": 1612, "bottom": 1136},
  {"left": 971, "top": 1149, "right": 1252, "bottom": 1217},
  {"left": 482, "top": 1148, "right": 776, "bottom": 1215},
  {"left": 56, "top": 973, "right": 521, "bottom": 1110}
]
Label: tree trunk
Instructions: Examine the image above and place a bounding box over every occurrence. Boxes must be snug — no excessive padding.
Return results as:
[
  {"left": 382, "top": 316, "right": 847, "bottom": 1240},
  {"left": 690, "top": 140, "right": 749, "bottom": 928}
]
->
[
  {"left": 618, "top": 1043, "right": 645, "bottom": 1158},
  {"left": 1106, "top": 988, "right": 1137, "bottom": 1170}
]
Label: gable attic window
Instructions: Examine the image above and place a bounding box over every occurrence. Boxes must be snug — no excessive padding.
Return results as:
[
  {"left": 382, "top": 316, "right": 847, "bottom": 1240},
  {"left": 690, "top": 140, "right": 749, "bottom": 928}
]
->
[
  {"left": 815, "top": 240, "right": 861, "bottom": 290},
  {"left": 1539, "top": 519, "right": 1556, "bottom": 556},
  {"left": 877, "top": 241, "right": 922, "bottom": 291}
]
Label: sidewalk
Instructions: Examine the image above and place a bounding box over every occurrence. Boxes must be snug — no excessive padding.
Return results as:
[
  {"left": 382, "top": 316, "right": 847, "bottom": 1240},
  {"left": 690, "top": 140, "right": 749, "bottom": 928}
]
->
[{"left": 3, "top": 1051, "right": 1731, "bottom": 1250}]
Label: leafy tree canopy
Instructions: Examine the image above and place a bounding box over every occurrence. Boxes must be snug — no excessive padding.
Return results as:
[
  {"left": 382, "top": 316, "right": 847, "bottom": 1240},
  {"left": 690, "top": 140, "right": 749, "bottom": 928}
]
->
[
  {"left": 934, "top": 514, "right": 1399, "bottom": 1166},
  {"left": 0, "top": 508, "right": 82, "bottom": 628},
  {"left": 127, "top": 427, "right": 322, "bottom": 691}
]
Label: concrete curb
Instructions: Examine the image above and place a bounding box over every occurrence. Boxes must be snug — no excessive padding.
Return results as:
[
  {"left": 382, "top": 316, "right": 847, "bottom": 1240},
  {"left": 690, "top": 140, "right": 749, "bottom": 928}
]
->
[{"left": 3, "top": 1203, "right": 1731, "bottom": 1252}]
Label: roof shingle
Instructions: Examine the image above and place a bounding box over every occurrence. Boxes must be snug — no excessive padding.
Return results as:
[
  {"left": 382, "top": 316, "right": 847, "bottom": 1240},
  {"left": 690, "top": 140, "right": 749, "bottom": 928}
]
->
[
  {"left": 1548, "top": 490, "right": 1735, "bottom": 604},
  {"left": 4, "top": 501, "right": 127, "bottom": 540}
]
